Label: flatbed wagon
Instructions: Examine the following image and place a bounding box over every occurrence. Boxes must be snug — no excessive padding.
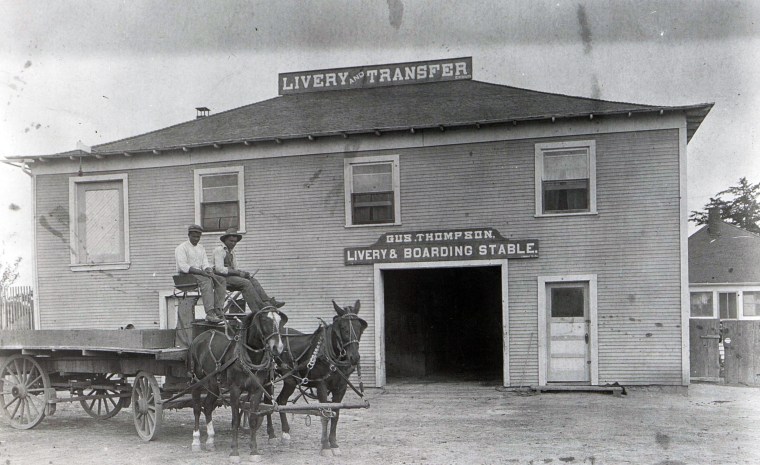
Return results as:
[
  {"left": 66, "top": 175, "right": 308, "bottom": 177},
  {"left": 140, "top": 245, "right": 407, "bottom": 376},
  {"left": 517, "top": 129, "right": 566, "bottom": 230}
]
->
[
  {"left": 0, "top": 322, "right": 370, "bottom": 443},
  {"left": 0, "top": 328, "right": 194, "bottom": 440}
]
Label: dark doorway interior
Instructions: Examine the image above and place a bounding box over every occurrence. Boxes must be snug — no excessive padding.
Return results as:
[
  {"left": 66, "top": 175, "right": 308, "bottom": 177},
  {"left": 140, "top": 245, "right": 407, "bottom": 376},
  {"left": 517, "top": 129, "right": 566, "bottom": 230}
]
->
[{"left": 383, "top": 266, "right": 503, "bottom": 382}]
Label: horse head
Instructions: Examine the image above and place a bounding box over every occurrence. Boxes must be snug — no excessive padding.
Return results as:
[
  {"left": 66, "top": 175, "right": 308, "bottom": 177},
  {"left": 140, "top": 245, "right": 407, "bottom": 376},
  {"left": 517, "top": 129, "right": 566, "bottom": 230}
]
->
[
  {"left": 248, "top": 309, "right": 288, "bottom": 355},
  {"left": 331, "top": 300, "right": 367, "bottom": 366}
]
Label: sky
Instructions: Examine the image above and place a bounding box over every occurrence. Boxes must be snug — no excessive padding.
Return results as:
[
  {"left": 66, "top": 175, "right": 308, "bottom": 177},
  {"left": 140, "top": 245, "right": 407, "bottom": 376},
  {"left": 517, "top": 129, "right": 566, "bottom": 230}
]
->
[{"left": 1, "top": 0, "right": 759, "bottom": 286}]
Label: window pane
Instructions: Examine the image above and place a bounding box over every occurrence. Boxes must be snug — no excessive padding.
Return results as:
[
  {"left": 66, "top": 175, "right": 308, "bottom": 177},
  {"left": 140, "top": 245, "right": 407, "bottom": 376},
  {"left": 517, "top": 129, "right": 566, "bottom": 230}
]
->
[
  {"left": 352, "top": 192, "right": 394, "bottom": 224},
  {"left": 743, "top": 292, "right": 760, "bottom": 317},
  {"left": 544, "top": 180, "right": 589, "bottom": 212},
  {"left": 719, "top": 292, "right": 737, "bottom": 319},
  {"left": 202, "top": 202, "right": 239, "bottom": 231},
  {"left": 690, "top": 292, "right": 714, "bottom": 317},
  {"left": 200, "top": 173, "right": 240, "bottom": 231},
  {"left": 84, "top": 188, "right": 122, "bottom": 263},
  {"left": 550, "top": 287, "right": 585, "bottom": 318},
  {"left": 543, "top": 150, "right": 588, "bottom": 181},
  {"left": 353, "top": 163, "right": 392, "bottom": 193},
  {"left": 203, "top": 186, "right": 238, "bottom": 202},
  {"left": 75, "top": 180, "right": 125, "bottom": 265},
  {"left": 202, "top": 174, "right": 238, "bottom": 188}
]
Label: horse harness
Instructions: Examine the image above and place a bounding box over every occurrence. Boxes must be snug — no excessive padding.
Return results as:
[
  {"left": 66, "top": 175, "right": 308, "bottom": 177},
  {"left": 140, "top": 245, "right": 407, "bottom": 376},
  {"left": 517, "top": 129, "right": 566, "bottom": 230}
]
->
[
  {"left": 166, "top": 309, "right": 281, "bottom": 405},
  {"left": 276, "top": 313, "right": 366, "bottom": 399}
]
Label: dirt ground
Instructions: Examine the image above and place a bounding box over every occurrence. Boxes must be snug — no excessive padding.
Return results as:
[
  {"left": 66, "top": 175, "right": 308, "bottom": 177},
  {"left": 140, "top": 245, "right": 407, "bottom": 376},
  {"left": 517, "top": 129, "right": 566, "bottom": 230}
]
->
[{"left": 0, "top": 381, "right": 758, "bottom": 465}]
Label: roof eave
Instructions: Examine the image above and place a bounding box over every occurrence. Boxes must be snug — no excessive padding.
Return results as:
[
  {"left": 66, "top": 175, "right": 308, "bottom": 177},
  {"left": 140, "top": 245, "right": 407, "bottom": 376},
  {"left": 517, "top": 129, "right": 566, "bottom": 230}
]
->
[{"left": 13, "top": 104, "right": 714, "bottom": 163}]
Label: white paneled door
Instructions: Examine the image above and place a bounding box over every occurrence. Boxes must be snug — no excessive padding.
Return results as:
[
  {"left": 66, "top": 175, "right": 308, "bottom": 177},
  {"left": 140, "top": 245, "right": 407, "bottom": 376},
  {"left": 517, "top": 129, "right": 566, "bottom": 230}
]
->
[{"left": 546, "top": 282, "right": 590, "bottom": 383}]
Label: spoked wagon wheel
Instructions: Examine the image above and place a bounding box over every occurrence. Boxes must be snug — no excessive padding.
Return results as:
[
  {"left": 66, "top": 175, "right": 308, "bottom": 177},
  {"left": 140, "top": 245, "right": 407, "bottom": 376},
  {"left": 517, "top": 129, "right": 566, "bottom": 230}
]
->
[
  {"left": 131, "top": 371, "right": 163, "bottom": 441},
  {"left": 78, "top": 373, "right": 129, "bottom": 420},
  {"left": 0, "top": 354, "right": 52, "bottom": 429}
]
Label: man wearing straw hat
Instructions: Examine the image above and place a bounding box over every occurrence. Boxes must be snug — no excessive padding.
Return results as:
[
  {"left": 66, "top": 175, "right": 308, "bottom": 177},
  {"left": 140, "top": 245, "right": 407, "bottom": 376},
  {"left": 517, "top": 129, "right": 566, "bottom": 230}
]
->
[
  {"left": 213, "top": 227, "right": 285, "bottom": 313},
  {"left": 175, "top": 224, "right": 227, "bottom": 323}
]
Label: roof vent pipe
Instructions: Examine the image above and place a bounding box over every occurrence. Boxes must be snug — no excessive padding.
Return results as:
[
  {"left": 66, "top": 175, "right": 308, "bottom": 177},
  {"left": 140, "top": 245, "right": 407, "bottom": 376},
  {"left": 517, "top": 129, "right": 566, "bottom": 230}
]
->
[
  {"left": 708, "top": 207, "right": 722, "bottom": 238},
  {"left": 196, "top": 107, "right": 210, "bottom": 118}
]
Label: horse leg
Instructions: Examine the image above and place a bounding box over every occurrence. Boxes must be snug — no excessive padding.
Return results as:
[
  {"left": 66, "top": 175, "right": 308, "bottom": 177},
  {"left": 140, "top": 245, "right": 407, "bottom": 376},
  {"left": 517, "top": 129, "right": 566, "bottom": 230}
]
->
[
  {"left": 247, "top": 388, "right": 264, "bottom": 462},
  {"left": 328, "top": 385, "right": 348, "bottom": 456},
  {"left": 229, "top": 385, "right": 242, "bottom": 463},
  {"left": 203, "top": 385, "right": 218, "bottom": 452},
  {"left": 277, "top": 380, "right": 297, "bottom": 445},
  {"left": 316, "top": 384, "right": 333, "bottom": 457},
  {"left": 264, "top": 382, "right": 276, "bottom": 441},
  {"left": 191, "top": 389, "right": 203, "bottom": 452}
]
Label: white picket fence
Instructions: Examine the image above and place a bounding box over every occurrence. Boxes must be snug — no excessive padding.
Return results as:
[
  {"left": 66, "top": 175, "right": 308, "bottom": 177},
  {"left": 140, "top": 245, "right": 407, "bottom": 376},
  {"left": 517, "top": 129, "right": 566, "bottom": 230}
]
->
[{"left": 0, "top": 285, "right": 34, "bottom": 330}]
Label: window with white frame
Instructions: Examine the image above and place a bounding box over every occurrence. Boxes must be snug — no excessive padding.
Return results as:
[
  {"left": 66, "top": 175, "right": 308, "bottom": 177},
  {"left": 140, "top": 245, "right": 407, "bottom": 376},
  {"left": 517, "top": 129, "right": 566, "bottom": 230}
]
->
[
  {"left": 69, "top": 174, "right": 129, "bottom": 270},
  {"left": 743, "top": 291, "right": 760, "bottom": 317},
  {"left": 719, "top": 292, "right": 738, "bottom": 319},
  {"left": 535, "top": 141, "right": 596, "bottom": 216},
  {"left": 194, "top": 167, "right": 245, "bottom": 233},
  {"left": 689, "top": 289, "right": 760, "bottom": 319},
  {"left": 690, "top": 292, "right": 714, "bottom": 318},
  {"left": 344, "top": 155, "right": 400, "bottom": 226}
]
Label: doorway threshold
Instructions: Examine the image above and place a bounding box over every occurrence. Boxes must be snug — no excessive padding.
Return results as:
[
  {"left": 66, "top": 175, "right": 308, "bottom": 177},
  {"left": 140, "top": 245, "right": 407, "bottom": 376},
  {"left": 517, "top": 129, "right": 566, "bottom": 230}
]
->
[{"left": 531, "top": 384, "right": 624, "bottom": 397}]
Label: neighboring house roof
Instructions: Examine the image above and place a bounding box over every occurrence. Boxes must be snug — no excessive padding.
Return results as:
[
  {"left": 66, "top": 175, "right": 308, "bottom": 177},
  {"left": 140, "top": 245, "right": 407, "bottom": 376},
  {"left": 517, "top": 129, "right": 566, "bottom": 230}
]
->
[
  {"left": 12, "top": 79, "right": 713, "bottom": 161},
  {"left": 689, "top": 221, "right": 760, "bottom": 284}
]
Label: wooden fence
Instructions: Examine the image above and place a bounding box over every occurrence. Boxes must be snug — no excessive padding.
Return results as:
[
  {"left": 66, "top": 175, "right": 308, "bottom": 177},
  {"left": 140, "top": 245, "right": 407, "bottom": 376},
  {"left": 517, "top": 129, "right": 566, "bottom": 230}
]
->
[
  {"left": 722, "top": 320, "right": 760, "bottom": 386},
  {"left": 0, "top": 285, "right": 34, "bottom": 330}
]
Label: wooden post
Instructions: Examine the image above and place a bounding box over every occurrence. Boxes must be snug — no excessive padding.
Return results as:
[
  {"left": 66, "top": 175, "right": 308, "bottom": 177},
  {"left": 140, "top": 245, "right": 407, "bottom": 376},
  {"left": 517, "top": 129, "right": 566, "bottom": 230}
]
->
[{"left": 175, "top": 296, "right": 200, "bottom": 348}]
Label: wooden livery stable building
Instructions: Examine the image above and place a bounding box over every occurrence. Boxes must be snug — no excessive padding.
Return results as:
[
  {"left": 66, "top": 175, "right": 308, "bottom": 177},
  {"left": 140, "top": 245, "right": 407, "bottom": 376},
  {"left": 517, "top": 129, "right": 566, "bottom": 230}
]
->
[{"left": 15, "top": 57, "right": 713, "bottom": 388}]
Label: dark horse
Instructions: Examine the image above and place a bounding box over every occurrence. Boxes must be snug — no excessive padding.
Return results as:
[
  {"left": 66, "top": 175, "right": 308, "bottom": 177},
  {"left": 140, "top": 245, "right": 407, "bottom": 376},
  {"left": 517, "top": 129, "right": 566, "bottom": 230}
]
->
[
  {"left": 265, "top": 300, "right": 367, "bottom": 456},
  {"left": 188, "top": 308, "right": 287, "bottom": 462}
]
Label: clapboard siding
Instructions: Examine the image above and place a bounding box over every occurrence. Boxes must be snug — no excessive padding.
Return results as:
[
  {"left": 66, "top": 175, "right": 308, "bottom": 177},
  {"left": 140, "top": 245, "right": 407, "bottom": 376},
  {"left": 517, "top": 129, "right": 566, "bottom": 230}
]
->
[{"left": 34, "top": 125, "right": 683, "bottom": 386}]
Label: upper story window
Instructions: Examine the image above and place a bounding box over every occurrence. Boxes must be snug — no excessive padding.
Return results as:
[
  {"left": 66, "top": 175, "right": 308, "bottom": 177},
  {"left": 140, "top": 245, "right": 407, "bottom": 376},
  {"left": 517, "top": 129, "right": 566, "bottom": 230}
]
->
[
  {"left": 194, "top": 167, "right": 245, "bottom": 233},
  {"left": 689, "top": 289, "right": 760, "bottom": 320},
  {"left": 535, "top": 141, "right": 596, "bottom": 216},
  {"left": 344, "top": 155, "right": 401, "bottom": 227},
  {"left": 69, "top": 174, "right": 130, "bottom": 271}
]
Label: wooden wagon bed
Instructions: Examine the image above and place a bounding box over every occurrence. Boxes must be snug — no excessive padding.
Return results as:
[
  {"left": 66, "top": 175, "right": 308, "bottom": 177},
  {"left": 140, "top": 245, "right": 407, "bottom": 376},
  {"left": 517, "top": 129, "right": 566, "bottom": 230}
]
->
[{"left": 0, "top": 328, "right": 190, "bottom": 439}]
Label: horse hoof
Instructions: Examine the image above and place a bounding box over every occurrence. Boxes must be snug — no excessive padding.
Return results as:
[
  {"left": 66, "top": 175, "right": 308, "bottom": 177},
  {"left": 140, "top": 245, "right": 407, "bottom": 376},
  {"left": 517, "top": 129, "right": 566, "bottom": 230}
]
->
[
  {"left": 320, "top": 448, "right": 333, "bottom": 457},
  {"left": 229, "top": 455, "right": 241, "bottom": 464},
  {"left": 281, "top": 433, "right": 291, "bottom": 445},
  {"left": 206, "top": 443, "right": 216, "bottom": 452},
  {"left": 248, "top": 454, "right": 263, "bottom": 463},
  {"left": 191, "top": 444, "right": 202, "bottom": 453},
  {"left": 332, "top": 447, "right": 342, "bottom": 456}
]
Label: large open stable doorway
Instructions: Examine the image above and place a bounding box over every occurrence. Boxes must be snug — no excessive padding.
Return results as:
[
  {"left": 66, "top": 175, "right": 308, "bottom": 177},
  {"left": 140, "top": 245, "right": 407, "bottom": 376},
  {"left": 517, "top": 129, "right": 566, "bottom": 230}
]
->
[{"left": 383, "top": 265, "right": 503, "bottom": 382}]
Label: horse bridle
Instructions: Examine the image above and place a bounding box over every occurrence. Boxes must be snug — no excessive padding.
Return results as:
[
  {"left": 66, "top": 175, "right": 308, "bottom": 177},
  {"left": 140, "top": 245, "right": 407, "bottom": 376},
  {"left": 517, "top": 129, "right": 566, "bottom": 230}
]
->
[
  {"left": 330, "top": 313, "right": 367, "bottom": 359},
  {"left": 239, "top": 307, "right": 286, "bottom": 350}
]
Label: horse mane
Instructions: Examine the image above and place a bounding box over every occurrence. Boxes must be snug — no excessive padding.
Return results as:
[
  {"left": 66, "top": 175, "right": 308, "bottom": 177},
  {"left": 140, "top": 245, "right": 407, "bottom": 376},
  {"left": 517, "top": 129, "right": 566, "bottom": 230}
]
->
[{"left": 240, "top": 312, "right": 259, "bottom": 347}]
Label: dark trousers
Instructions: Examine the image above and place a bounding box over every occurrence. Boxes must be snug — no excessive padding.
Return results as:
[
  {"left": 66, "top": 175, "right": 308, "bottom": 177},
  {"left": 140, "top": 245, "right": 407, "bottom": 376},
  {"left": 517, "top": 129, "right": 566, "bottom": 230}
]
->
[{"left": 225, "top": 275, "right": 272, "bottom": 312}]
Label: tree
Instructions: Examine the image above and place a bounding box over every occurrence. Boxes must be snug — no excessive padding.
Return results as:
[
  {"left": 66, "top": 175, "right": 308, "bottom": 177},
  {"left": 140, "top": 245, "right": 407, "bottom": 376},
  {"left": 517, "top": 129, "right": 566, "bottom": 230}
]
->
[
  {"left": 0, "top": 257, "right": 21, "bottom": 294},
  {"left": 689, "top": 177, "right": 760, "bottom": 233}
]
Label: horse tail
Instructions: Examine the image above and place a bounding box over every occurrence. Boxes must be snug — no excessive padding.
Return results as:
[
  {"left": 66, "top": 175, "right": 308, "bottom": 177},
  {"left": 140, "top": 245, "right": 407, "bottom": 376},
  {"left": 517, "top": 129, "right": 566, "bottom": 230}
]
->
[{"left": 187, "top": 348, "right": 195, "bottom": 377}]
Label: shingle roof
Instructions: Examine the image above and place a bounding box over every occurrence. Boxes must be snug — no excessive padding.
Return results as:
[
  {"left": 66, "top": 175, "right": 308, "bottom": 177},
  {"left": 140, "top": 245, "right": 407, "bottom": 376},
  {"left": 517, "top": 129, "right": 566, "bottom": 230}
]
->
[
  {"left": 16, "top": 79, "right": 713, "bottom": 160},
  {"left": 689, "top": 222, "right": 760, "bottom": 283}
]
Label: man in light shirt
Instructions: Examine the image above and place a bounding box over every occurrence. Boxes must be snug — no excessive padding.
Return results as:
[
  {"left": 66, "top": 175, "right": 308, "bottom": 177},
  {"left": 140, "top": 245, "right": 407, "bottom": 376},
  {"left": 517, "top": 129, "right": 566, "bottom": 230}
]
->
[
  {"left": 213, "top": 228, "right": 285, "bottom": 313},
  {"left": 175, "top": 224, "right": 227, "bottom": 323}
]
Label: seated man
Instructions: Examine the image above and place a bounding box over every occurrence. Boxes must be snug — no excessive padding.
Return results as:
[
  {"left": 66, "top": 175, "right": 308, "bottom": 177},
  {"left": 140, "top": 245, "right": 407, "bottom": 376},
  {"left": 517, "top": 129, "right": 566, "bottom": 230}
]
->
[
  {"left": 213, "top": 228, "right": 285, "bottom": 313},
  {"left": 175, "top": 224, "right": 227, "bottom": 323}
]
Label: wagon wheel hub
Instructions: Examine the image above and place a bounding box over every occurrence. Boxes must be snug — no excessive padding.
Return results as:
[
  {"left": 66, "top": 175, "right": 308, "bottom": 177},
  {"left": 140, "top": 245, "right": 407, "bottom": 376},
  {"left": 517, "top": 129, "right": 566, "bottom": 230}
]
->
[
  {"left": 137, "top": 397, "right": 149, "bottom": 414},
  {"left": 11, "top": 384, "right": 26, "bottom": 398}
]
